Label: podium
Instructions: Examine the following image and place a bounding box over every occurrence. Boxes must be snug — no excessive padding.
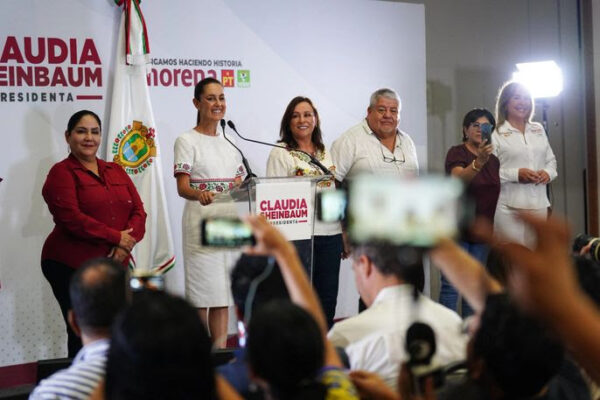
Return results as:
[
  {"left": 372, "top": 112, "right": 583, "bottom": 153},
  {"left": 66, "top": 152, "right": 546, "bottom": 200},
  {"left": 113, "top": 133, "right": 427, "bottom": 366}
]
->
[{"left": 212, "top": 175, "right": 330, "bottom": 281}]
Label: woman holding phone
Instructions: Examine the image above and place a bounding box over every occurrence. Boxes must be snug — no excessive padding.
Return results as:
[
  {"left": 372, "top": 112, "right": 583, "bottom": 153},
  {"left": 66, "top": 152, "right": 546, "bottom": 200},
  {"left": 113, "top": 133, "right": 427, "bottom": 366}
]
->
[
  {"left": 441, "top": 108, "right": 500, "bottom": 316},
  {"left": 492, "top": 81, "right": 557, "bottom": 247}
]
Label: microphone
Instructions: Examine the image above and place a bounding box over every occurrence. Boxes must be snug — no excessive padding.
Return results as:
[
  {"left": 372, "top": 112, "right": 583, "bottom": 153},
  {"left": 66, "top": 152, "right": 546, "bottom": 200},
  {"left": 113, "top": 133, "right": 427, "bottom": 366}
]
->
[
  {"left": 405, "top": 321, "right": 444, "bottom": 393},
  {"left": 405, "top": 322, "right": 436, "bottom": 366},
  {"left": 226, "top": 120, "right": 332, "bottom": 175},
  {"left": 220, "top": 119, "right": 256, "bottom": 181}
]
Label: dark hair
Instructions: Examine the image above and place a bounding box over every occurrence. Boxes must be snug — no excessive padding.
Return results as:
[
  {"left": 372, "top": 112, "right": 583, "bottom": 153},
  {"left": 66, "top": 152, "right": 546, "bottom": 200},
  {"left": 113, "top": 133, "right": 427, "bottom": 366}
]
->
[
  {"left": 193, "top": 77, "right": 223, "bottom": 125},
  {"left": 485, "top": 248, "right": 508, "bottom": 286},
  {"left": 473, "top": 294, "right": 564, "bottom": 397},
  {"left": 352, "top": 244, "right": 424, "bottom": 290},
  {"left": 66, "top": 110, "right": 101, "bottom": 134},
  {"left": 230, "top": 255, "right": 289, "bottom": 322},
  {"left": 247, "top": 301, "right": 326, "bottom": 400},
  {"left": 573, "top": 255, "right": 600, "bottom": 306},
  {"left": 279, "top": 96, "right": 325, "bottom": 153},
  {"left": 69, "top": 257, "right": 126, "bottom": 330},
  {"left": 105, "top": 290, "right": 216, "bottom": 400},
  {"left": 461, "top": 108, "right": 496, "bottom": 142}
]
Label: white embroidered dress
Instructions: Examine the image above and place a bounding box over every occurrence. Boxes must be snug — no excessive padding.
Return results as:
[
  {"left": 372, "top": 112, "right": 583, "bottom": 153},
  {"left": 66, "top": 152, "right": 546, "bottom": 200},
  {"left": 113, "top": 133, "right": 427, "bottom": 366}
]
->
[{"left": 174, "top": 129, "right": 245, "bottom": 307}]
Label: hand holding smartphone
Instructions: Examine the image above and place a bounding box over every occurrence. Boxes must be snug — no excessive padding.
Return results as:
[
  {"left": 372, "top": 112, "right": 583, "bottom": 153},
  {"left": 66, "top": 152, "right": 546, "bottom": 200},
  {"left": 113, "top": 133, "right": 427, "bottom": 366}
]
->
[
  {"left": 201, "top": 218, "right": 256, "bottom": 247},
  {"left": 480, "top": 122, "right": 492, "bottom": 144}
]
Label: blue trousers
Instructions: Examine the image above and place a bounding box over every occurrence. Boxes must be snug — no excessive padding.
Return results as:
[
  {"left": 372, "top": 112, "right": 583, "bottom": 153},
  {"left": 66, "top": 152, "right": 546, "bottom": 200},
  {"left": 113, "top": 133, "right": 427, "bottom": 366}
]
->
[
  {"left": 293, "top": 234, "right": 342, "bottom": 328},
  {"left": 439, "top": 241, "right": 489, "bottom": 317}
]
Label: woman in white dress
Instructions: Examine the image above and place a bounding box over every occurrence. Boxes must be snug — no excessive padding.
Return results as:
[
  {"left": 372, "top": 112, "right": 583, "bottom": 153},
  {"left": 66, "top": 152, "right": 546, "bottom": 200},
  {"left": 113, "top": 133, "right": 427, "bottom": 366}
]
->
[
  {"left": 492, "top": 81, "right": 557, "bottom": 247},
  {"left": 174, "top": 77, "right": 245, "bottom": 347},
  {"left": 266, "top": 96, "right": 342, "bottom": 328}
]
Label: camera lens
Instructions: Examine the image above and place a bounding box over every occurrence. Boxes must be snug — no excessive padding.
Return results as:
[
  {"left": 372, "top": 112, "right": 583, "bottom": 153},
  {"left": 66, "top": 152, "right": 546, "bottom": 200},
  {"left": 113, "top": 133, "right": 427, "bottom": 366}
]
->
[
  {"left": 573, "top": 234, "right": 594, "bottom": 253},
  {"left": 589, "top": 239, "right": 600, "bottom": 262},
  {"left": 573, "top": 234, "right": 600, "bottom": 262}
]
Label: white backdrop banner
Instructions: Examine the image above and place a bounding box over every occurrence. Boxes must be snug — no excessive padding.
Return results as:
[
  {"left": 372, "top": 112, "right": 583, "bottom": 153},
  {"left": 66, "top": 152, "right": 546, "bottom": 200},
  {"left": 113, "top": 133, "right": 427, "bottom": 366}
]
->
[{"left": 0, "top": 0, "right": 425, "bottom": 366}]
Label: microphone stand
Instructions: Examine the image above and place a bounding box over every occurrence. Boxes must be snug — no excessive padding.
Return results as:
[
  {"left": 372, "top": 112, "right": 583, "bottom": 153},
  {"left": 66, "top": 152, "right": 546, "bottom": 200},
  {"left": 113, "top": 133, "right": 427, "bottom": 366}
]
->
[
  {"left": 220, "top": 119, "right": 257, "bottom": 182},
  {"left": 220, "top": 119, "right": 255, "bottom": 214},
  {"left": 226, "top": 120, "right": 332, "bottom": 176}
]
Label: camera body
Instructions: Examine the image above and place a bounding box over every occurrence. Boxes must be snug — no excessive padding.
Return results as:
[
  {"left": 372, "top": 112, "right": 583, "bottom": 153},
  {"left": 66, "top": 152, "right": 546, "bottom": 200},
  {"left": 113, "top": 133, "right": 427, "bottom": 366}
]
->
[
  {"left": 343, "top": 175, "right": 465, "bottom": 247},
  {"left": 316, "top": 189, "right": 347, "bottom": 223},
  {"left": 129, "top": 270, "right": 165, "bottom": 291},
  {"left": 573, "top": 234, "right": 600, "bottom": 262},
  {"left": 405, "top": 321, "right": 446, "bottom": 393},
  {"left": 201, "top": 218, "right": 256, "bottom": 247}
]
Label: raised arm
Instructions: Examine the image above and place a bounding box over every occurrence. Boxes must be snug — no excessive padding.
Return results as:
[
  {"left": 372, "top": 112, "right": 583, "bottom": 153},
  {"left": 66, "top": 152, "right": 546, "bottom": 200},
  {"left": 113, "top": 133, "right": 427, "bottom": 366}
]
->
[
  {"left": 498, "top": 213, "right": 600, "bottom": 383},
  {"left": 446, "top": 144, "right": 492, "bottom": 184},
  {"left": 430, "top": 238, "right": 503, "bottom": 313},
  {"left": 244, "top": 215, "right": 342, "bottom": 367}
]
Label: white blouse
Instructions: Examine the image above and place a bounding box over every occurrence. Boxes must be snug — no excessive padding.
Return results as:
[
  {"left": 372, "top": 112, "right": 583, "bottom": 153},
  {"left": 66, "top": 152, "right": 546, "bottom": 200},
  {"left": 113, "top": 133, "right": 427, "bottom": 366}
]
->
[
  {"left": 266, "top": 144, "right": 341, "bottom": 236},
  {"left": 492, "top": 121, "right": 557, "bottom": 209}
]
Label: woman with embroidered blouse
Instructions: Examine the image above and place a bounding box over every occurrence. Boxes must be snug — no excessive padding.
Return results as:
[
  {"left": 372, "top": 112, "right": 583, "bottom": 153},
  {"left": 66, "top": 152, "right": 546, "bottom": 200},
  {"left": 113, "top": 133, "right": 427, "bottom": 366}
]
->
[
  {"left": 266, "top": 96, "right": 342, "bottom": 328},
  {"left": 174, "top": 78, "right": 245, "bottom": 348},
  {"left": 492, "top": 81, "right": 557, "bottom": 247}
]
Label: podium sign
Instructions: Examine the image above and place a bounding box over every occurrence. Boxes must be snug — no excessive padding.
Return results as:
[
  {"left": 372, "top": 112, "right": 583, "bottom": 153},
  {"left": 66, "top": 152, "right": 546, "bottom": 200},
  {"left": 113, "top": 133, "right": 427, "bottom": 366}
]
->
[{"left": 256, "top": 181, "right": 313, "bottom": 240}]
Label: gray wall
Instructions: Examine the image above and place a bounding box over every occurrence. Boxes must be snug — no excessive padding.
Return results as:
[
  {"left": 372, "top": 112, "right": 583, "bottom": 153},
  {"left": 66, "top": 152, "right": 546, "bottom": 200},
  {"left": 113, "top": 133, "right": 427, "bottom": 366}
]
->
[
  {"left": 391, "top": 0, "right": 588, "bottom": 300},
  {"left": 594, "top": 0, "right": 600, "bottom": 222},
  {"left": 401, "top": 0, "right": 586, "bottom": 233}
]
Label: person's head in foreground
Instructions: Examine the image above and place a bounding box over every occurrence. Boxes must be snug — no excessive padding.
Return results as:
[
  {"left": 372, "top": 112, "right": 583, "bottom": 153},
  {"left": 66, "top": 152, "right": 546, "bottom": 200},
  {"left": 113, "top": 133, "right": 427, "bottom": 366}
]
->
[
  {"left": 231, "top": 254, "right": 289, "bottom": 325},
  {"left": 247, "top": 300, "right": 327, "bottom": 400},
  {"left": 468, "top": 293, "right": 564, "bottom": 399},
  {"left": 69, "top": 257, "right": 127, "bottom": 339},
  {"left": 104, "top": 290, "right": 216, "bottom": 400}
]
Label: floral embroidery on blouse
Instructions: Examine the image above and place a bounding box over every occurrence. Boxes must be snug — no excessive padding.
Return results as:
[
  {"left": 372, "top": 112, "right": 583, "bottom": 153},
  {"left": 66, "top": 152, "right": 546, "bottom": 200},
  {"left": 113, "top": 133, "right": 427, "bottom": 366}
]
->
[
  {"left": 291, "top": 149, "right": 323, "bottom": 162},
  {"left": 235, "top": 165, "right": 245, "bottom": 178},
  {"left": 174, "top": 162, "right": 192, "bottom": 175},
  {"left": 287, "top": 149, "right": 336, "bottom": 188},
  {"left": 190, "top": 178, "right": 236, "bottom": 193}
]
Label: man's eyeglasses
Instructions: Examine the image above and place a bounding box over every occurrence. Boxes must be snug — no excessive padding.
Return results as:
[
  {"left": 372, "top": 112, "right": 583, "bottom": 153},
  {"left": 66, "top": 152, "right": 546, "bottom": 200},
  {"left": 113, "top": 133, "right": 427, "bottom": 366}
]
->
[{"left": 378, "top": 137, "right": 405, "bottom": 163}]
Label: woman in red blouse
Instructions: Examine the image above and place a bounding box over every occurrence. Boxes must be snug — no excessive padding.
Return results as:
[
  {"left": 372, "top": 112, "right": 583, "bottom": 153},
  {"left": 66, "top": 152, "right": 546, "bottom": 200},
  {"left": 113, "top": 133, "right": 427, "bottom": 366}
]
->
[{"left": 41, "top": 110, "right": 146, "bottom": 356}]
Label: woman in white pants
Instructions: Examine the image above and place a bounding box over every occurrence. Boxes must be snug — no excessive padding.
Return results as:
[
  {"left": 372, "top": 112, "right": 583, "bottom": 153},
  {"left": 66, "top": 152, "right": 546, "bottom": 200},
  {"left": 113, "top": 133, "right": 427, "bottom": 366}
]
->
[{"left": 492, "top": 81, "right": 557, "bottom": 247}]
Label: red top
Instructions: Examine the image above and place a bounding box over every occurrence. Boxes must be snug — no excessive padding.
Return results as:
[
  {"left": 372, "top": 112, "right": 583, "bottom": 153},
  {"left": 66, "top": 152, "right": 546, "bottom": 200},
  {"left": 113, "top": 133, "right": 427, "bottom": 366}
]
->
[
  {"left": 41, "top": 154, "right": 146, "bottom": 269},
  {"left": 445, "top": 144, "right": 500, "bottom": 243}
]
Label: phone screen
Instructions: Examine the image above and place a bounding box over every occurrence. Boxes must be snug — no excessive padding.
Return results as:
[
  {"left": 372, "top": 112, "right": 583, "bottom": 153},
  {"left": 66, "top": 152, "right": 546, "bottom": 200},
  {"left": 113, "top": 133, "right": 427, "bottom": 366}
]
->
[
  {"left": 347, "top": 176, "right": 463, "bottom": 247},
  {"left": 201, "top": 218, "right": 256, "bottom": 247},
  {"left": 130, "top": 275, "right": 165, "bottom": 291},
  {"left": 480, "top": 122, "right": 492, "bottom": 144},
  {"left": 317, "top": 189, "right": 347, "bottom": 222}
]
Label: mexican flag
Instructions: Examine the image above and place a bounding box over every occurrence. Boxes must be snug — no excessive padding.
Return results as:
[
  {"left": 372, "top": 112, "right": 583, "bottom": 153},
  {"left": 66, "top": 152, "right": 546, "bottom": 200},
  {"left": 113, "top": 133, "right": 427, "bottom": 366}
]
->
[{"left": 106, "top": 0, "right": 175, "bottom": 274}]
